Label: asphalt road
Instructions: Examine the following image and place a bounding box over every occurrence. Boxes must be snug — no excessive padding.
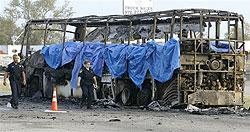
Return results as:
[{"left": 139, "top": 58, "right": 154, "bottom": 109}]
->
[
  {"left": 0, "top": 78, "right": 250, "bottom": 132},
  {"left": 0, "top": 98, "right": 250, "bottom": 132}
]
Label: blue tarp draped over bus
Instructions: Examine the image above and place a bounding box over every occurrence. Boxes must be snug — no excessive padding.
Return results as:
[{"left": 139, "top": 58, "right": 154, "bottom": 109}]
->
[
  {"left": 103, "top": 44, "right": 128, "bottom": 78},
  {"left": 70, "top": 43, "right": 105, "bottom": 89},
  {"left": 61, "top": 42, "right": 83, "bottom": 66},
  {"left": 41, "top": 39, "right": 180, "bottom": 89},
  {"left": 41, "top": 43, "right": 63, "bottom": 69},
  {"left": 147, "top": 39, "right": 180, "bottom": 83},
  {"left": 210, "top": 41, "right": 243, "bottom": 53},
  {"left": 126, "top": 44, "right": 154, "bottom": 88},
  {"left": 210, "top": 41, "right": 230, "bottom": 52},
  {"left": 41, "top": 42, "right": 83, "bottom": 69}
]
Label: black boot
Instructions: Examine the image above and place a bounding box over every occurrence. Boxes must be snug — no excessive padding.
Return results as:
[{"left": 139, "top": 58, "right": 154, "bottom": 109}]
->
[
  {"left": 86, "top": 105, "right": 92, "bottom": 109},
  {"left": 80, "top": 98, "right": 86, "bottom": 108},
  {"left": 11, "top": 104, "right": 18, "bottom": 109}
]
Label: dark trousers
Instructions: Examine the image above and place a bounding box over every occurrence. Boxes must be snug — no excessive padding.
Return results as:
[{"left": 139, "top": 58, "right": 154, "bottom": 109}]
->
[
  {"left": 80, "top": 83, "right": 94, "bottom": 107},
  {"left": 9, "top": 79, "right": 21, "bottom": 107}
]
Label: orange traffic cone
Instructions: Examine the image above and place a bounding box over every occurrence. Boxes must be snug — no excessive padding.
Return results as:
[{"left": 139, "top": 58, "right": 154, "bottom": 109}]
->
[
  {"left": 44, "top": 86, "right": 67, "bottom": 113},
  {"left": 51, "top": 87, "right": 58, "bottom": 111}
]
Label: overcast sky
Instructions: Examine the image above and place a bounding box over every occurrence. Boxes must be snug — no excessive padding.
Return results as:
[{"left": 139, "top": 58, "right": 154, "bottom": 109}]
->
[
  {"left": 0, "top": 0, "right": 249, "bottom": 22},
  {"left": 70, "top": 0, "right": 250, "bottom": 22}
]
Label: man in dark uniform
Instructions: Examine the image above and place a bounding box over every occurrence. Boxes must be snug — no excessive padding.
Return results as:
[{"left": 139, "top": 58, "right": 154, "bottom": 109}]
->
[
  {"left": 79, "top": 60, "right": 98, "bottom": 109},
  {"left": 3, "top": 54, "right": 26, "bottom": 109}
]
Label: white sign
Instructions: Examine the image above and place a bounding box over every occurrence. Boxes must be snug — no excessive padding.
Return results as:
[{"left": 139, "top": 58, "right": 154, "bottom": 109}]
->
[{"left": 123, "top": 0, "right": 153, "bottom": 15}]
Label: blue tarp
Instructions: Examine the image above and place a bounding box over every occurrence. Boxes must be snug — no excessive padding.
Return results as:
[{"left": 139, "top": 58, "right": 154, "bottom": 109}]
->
[
  {"left": 61, "top": 42, "right": 83, "bottom": 66},
  {"left": 41, "top": 39, "right": 180, "bottom": 89},
  {"left": 210, "top": 41, "right": 230, "bottom": 52},
  {"left": 147, "top": 39, "right": 180, "bottom": 83},
  {"left": 41, "top": 42, "right": 83, "bottom": 69},
  {"left": 41, "top": 44, "right": 63, "bottom": 69},
  {"left": 103, "top": 44, "right": 128, "bottom": 78},
  {"left": 126, "top": 44, "right": 154, "bottom": 88},
  {"left": 70, "top": 43, "right": 104, "bottom": 89},
  {"left": 201, "top": 41, "right": 244, "bottom": 53}
]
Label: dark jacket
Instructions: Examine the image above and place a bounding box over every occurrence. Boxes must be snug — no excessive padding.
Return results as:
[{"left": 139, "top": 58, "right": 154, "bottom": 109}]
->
[
  {"left": 79, "top": 67, "right": 95, "bottom": 85},
  {"left": 6, "top": 62, "right": 24, "bottom": 82}
]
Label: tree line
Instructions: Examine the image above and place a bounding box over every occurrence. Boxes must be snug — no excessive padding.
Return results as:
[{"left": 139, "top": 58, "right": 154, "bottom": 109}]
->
[{"left": 0, "top": 0, "right": 74, "bottom": 45}]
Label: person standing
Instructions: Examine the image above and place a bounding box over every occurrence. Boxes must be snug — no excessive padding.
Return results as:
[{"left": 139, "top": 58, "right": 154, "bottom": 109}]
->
[
  {"left": 3, "top": 54, "right": 26, "bottom": 109},
  {"left": 79, "top": 60, "right": 98, "bottom": 109}
]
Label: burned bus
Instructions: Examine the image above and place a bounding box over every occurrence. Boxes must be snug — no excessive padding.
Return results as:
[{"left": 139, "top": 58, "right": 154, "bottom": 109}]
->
[{"left": 21, "top": 9, "right": 246, "bottom": 107}]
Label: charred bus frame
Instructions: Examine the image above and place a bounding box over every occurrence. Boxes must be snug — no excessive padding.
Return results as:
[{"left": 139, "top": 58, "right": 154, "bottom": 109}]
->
[{"left": 21, "top": 9, "right": 246, "bottom": 107}]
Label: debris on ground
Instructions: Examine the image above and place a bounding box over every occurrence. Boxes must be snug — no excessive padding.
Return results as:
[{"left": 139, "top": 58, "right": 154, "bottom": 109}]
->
[
  {"left": 157, "top": 122, "right": 162, "bottom": 125},
  {"left": 109, "top": 118, "right": 121, "bottom": 122},
  {"left": 145, "top": 128, "right": 153, "bottom": 131},
  {"left": 50, "top": 117, "right": 56, "bottom": 120},
  {"left": 185, "top": 104, "right": 199, "bottom": 113},
  {"left": 6, "top": 102, "right": 12, "bottom": 108},
  {"left": 236, "top": 107, "right": 250, "bottom": 116},
  {"left": 185, "top": 104, "right": 235, "bottom": 115},
  {"left": 147, "top": 101, "right": 170, "bottom": 111},
  {"left": 94, "top": 99, "right": 120, "bottom": 109},
  {"left": 35, "top": 116, "right": 46, "bottom": 119},
  {"left": 31, "top": 91, "right": 43, "bottom": 102},
  {"left": 2, "top": 95, "right": 250, "bottom": 117}
]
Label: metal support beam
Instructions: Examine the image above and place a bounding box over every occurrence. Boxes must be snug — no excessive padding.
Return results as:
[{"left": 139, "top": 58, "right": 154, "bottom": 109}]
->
[
  {"left": 170, "top": 15, "right": 175, "bottom": 38},
  {"left": 25, "top": 24, "right": 31, "bottom": 57},
  {"left": 104, "top": 18, "right": 110, "bottom": 45},
  {"left": 128, "top": 21, "right": 132, "bottom": 44},
  {"left": 152, "top": 16, "right": 157, "bottom": 40},
  {"left": 215, "top": 18, "right": 221, "bottom": 46},
  {"left": 43, "top": 22, "right": 48, "bottom": 46},
  {"left": 62, "top": 20, "right": 68, "bottom": 48},
  {"left": 82, "top": 18, "right": 89, "bottom": 43}
]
